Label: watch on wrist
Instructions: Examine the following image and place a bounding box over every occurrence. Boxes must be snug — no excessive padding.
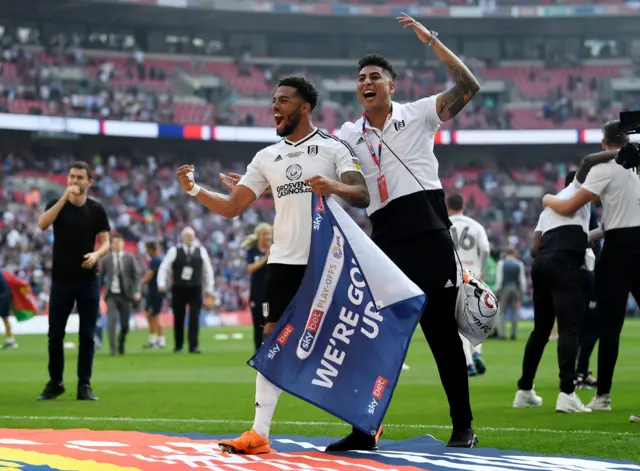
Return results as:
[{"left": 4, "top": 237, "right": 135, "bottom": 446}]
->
[{"left": 427, "top": 30, "right": 438, "bottom": 47}]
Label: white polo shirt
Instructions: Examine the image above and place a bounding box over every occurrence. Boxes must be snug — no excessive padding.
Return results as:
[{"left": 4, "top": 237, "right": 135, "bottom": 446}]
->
[
  {"left": 238, "top": 128, "right": 362, "bottom": 265},
  {"left": 535, "top": 180, "right": 591, "bottom": 235},
  {"left": 449, "top": 214, "right": 490, "bottom": 276},
  {"left": 338, "top": 96, "right": 443, "bottom": 216},
  {"left": 582, "top": 160, "right": 640, "bottom": 231}
]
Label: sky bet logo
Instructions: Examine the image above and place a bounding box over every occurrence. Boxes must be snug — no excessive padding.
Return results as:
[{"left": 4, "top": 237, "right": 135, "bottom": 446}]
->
[
  {"left": 369, "top": 376, "right": 389, "bottom": 415},
  {"left": 277, "top": 324, "right": 295, "bottom": 346}
]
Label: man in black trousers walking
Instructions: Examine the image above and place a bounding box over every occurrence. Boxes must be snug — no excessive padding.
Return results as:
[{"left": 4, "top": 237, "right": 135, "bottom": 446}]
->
[{"left": 37, "top": 161, "right": 111, "bottom": 401}]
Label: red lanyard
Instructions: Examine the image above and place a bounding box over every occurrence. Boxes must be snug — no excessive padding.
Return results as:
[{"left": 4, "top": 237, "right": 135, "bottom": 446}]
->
[{"left": 361, "top": 112, "right": 391, "bottom": 171}]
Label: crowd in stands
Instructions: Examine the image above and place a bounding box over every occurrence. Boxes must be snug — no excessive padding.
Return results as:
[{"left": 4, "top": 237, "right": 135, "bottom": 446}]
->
[
  {"left": 0, "top": 27, "right": 635, "bottom": 131},
  {"left": 0, "top": 151, "right": 578, "bottom": 314}
]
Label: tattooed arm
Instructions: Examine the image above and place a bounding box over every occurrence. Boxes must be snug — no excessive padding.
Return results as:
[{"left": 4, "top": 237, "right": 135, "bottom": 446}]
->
[
  {"left": 305, "top": 172, "right": 370, "bottom": 209},
  {"left": 397, "top": 13, "right": 480, "bottom": 122}
]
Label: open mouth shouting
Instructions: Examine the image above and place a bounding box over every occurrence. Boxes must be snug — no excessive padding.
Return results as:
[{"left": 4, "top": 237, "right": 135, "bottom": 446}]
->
[
  {"left": 274, "top": 113, "right": 285, "bottom": 131},
  {"left": 363, "top": 89, "right": 377, "bottom": 101}
]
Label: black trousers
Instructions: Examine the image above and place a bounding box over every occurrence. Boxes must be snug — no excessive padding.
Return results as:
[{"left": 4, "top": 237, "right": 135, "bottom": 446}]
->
[
  {"left": 48, "top": 280, "right": 101, "bottom": 386},
  {"left": 377, "top": 229, "right": 472, "bottom": 429},
  {"left": 576, "top": 270, "right": 599, "bottom": 376},
  {"left": 171, "top": 286, "right": 202, "bottom": 351},
  {"left": 594, "top": 235, "right": 640, "bottom": 395},
  {"left": 249, "top": 298, "right": 265, "bottom": 352},
  {"left": 518, "top": 251, "right": 584, "bottom": 394}
]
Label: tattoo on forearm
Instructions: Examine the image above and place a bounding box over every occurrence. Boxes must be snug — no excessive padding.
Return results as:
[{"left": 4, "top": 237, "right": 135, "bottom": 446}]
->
[
  {"left": 437, "top": 59, "right": 480, "bottom": 121},
  {"left": 340, "top": 171, "right": 370, "bottom": 209}
]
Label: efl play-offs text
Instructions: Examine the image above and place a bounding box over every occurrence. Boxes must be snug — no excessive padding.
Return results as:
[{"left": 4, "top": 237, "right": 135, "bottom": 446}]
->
[{"left": 311, "top": 256, "right": 383, "bottom": 389}]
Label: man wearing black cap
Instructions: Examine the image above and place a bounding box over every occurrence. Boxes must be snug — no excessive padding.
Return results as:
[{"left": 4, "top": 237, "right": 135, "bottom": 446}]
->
[
  {"left": 543, "top": 119, "right": 640, "bottom": 412},
  {"left": 514, "top": 170, "right": 592, "bottom": 412}
]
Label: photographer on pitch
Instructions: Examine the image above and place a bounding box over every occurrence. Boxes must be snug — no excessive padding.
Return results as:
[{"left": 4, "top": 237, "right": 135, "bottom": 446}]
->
[{"left": 543, "top": 117, "right": 640, "bottom": 412}]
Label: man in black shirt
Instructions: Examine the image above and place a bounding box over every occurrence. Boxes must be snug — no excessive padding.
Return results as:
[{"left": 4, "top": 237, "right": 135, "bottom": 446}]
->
[{"left": 37, "top": 162, "right": 111, "bottom": 401}]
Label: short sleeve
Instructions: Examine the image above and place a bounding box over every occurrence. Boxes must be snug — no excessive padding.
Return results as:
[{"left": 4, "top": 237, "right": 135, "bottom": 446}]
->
[
  {"left": 582, "top": 163, "right": 613, "bottom": 197},
  {"left": 402, "top": 95, "right": 443, "bottom": 132},
  {"left": 534, "top": 212, "right": 545, "bottom": 233},
  {"left": 238, "top": 154, "right": 269, "bottom": 198},
  {"left": 246, "top": 247, "right": 258, "bottom": 264},
  {"left": 332, "top": 139, "right": 362, "bottom": 178},
  {"left": 151, "top": 257, "right": 162, "bottom": 272},
  {"left": 478, "top": 227, "right": 490, "bottom": 252},
  {"left": 94, "top": 202, "right": 110, "bottom": 234}
]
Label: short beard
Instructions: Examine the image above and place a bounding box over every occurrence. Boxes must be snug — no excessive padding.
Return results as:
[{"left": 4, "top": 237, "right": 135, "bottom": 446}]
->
[{"left": 276, "top": 114, "right": 300, "bottom": 137}]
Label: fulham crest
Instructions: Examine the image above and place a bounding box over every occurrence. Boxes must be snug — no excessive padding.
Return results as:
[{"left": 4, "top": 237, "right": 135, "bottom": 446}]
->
[{"left": 308, "top": 145, "right": 318, "bottom": 156}]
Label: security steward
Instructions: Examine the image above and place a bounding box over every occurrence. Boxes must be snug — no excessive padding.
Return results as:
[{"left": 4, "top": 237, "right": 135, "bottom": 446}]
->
[
  {"left": 37, "top": 161, "right": 110, "bottom": 401},
  {"left": 157, "top": 226, "right": 214, "bottom": 353}
]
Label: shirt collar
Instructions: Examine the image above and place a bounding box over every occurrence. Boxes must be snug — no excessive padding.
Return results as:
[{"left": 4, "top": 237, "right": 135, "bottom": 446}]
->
[
  {"left": 360, "top": 102, "right": 403, "bottom": 130},
  {"left": 284, "top": 127, "right": 319, "bottom": 146}
]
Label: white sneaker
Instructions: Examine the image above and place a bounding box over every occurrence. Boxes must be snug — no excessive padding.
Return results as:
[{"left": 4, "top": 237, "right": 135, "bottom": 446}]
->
[
  {"left": 513, "top": 389, "right": 543, "bottom": 408},
  {"left": 556, "top": 392, "right": 591, "bottom": 413},
  {"left": 587, "top": 394, "right": 612, "bottom": 411}
]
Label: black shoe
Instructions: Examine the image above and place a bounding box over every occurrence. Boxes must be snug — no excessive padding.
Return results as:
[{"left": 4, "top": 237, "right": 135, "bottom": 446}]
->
[
  {"left": 174, "top": 347, "right": 183, "bottom": 353},
  {"left": 325, "top": 426, "right": 382, "bottom": 452},
  {"left": 189, "top": 348, "right": 201, "bottom": 354},
  {"left": 77, "top": 384, "right": 98, "bottom": 401},
  {"left": 447, "top": 427, "right": 478, "bottom": 448},
  {"left": 37, "top": 382, "right": 65, "bottom": 400}
]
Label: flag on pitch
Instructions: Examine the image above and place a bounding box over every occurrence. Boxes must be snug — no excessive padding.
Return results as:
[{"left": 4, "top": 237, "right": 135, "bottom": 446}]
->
[
  {"left": 249, "top": 195, "right": 426, "bottom": 436},
  {"left": 2, "top": 271, "right": 37, "bottom": 321}
]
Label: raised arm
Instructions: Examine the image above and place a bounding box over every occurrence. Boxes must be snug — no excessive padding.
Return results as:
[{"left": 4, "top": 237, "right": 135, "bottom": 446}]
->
[
  {"left": 177, "top": 165, "right": 258, "bottom": 219},
  {"left": 397, "top": 13, "right": 480, "bottom": 122}
]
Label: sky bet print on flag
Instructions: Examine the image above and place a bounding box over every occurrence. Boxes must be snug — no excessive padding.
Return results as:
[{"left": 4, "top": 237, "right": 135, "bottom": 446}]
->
[{"left": 248, "top": 194, "right": 427, "bottom": 436}]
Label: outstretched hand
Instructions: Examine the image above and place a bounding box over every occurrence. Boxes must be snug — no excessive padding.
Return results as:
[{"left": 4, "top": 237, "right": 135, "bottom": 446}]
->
[{"left": 396, "top": 12, "right": 434, "bottom": 44}]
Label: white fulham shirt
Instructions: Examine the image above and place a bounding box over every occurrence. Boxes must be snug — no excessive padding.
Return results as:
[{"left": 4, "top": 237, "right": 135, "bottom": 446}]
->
[
  {"left": 582, "top": 160, "right": 640, "bottom": 230},
  {"left": 535, "top": 180, "right": 591, "bottom": 235},
  {"left": 338, "top": 96, "right": 443, "bottom": 216},
  {"left": 238, "top": 128, "right": 362, "bottom": 265},
  {"left": 449, "top": 214, "right": 490, "bottom": 277}
]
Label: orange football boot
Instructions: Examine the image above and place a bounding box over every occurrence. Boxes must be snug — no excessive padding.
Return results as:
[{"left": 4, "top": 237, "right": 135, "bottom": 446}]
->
[{"left": 218, "top": 429, "right": 271, "bottom": 454}]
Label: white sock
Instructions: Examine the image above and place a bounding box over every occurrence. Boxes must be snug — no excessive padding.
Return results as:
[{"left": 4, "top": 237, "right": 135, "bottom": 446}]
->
[
  {"left": 460, "top": 333, "right": 473, "bottom": 366},
  {"left": 158, "top": 336, "right": 166, "bottom": 347},
  {"left": 473, "top": 343, "right": 483, "bottom": 355},
  {"left": 6, "top": 337, "right": 14, "bottom": 343},
  {"left": 149, "top": 334, "right": 157, "bottom": 343},
  {"left": 253, "top": 373, "right": 281, "bottom": 438}
]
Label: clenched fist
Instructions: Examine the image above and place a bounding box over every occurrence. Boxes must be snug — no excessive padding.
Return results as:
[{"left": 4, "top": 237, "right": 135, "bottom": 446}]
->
[{"left": 177, "top": 165, "right": 197, "bottom": 193}]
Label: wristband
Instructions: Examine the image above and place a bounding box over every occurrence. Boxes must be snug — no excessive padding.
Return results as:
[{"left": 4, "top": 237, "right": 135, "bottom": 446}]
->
[{"left": 187, "top": 183, "right": 201, "bottom": 196}]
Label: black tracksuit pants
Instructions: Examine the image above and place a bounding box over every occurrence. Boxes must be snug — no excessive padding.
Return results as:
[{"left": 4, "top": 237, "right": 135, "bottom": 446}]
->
[
  {"left": 594, "top": 228, "right": 640, "bottom": 395},
  {"left": 518, "top": 250, "right": 584, "bottom": 394}
]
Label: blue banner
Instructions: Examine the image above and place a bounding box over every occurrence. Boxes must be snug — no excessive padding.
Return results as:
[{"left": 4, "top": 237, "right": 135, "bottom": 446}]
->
[{"left": 249, "top": 195, "right": 426, "bottom": 436}]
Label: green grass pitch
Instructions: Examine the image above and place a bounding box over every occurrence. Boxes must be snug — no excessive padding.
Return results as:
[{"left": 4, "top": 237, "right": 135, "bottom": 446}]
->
[{"left": 0, "top": 320, "right": 638, "bottom": 462}]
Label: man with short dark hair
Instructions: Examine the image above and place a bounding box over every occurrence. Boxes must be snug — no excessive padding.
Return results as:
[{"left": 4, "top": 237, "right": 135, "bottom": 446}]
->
[
  {"left": 328, "top": 14, "right": 481, "bottom": 449},
  {"left": 37, "top": 161, "right": 110, "bottom": 401},
  {"left": 515, "top": 169, "right": 591, "bottom": 413},
  {"left": 446, "top": 193, "right": 490, "bottom": 376},
  {"left": 179, "top": 75, "right": 370, "bottom": 455}
]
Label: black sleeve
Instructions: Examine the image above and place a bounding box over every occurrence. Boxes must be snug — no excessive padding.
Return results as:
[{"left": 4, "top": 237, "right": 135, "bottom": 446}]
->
[{"left": 94, "top": 202, "right": 111, "bottom": 234}]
